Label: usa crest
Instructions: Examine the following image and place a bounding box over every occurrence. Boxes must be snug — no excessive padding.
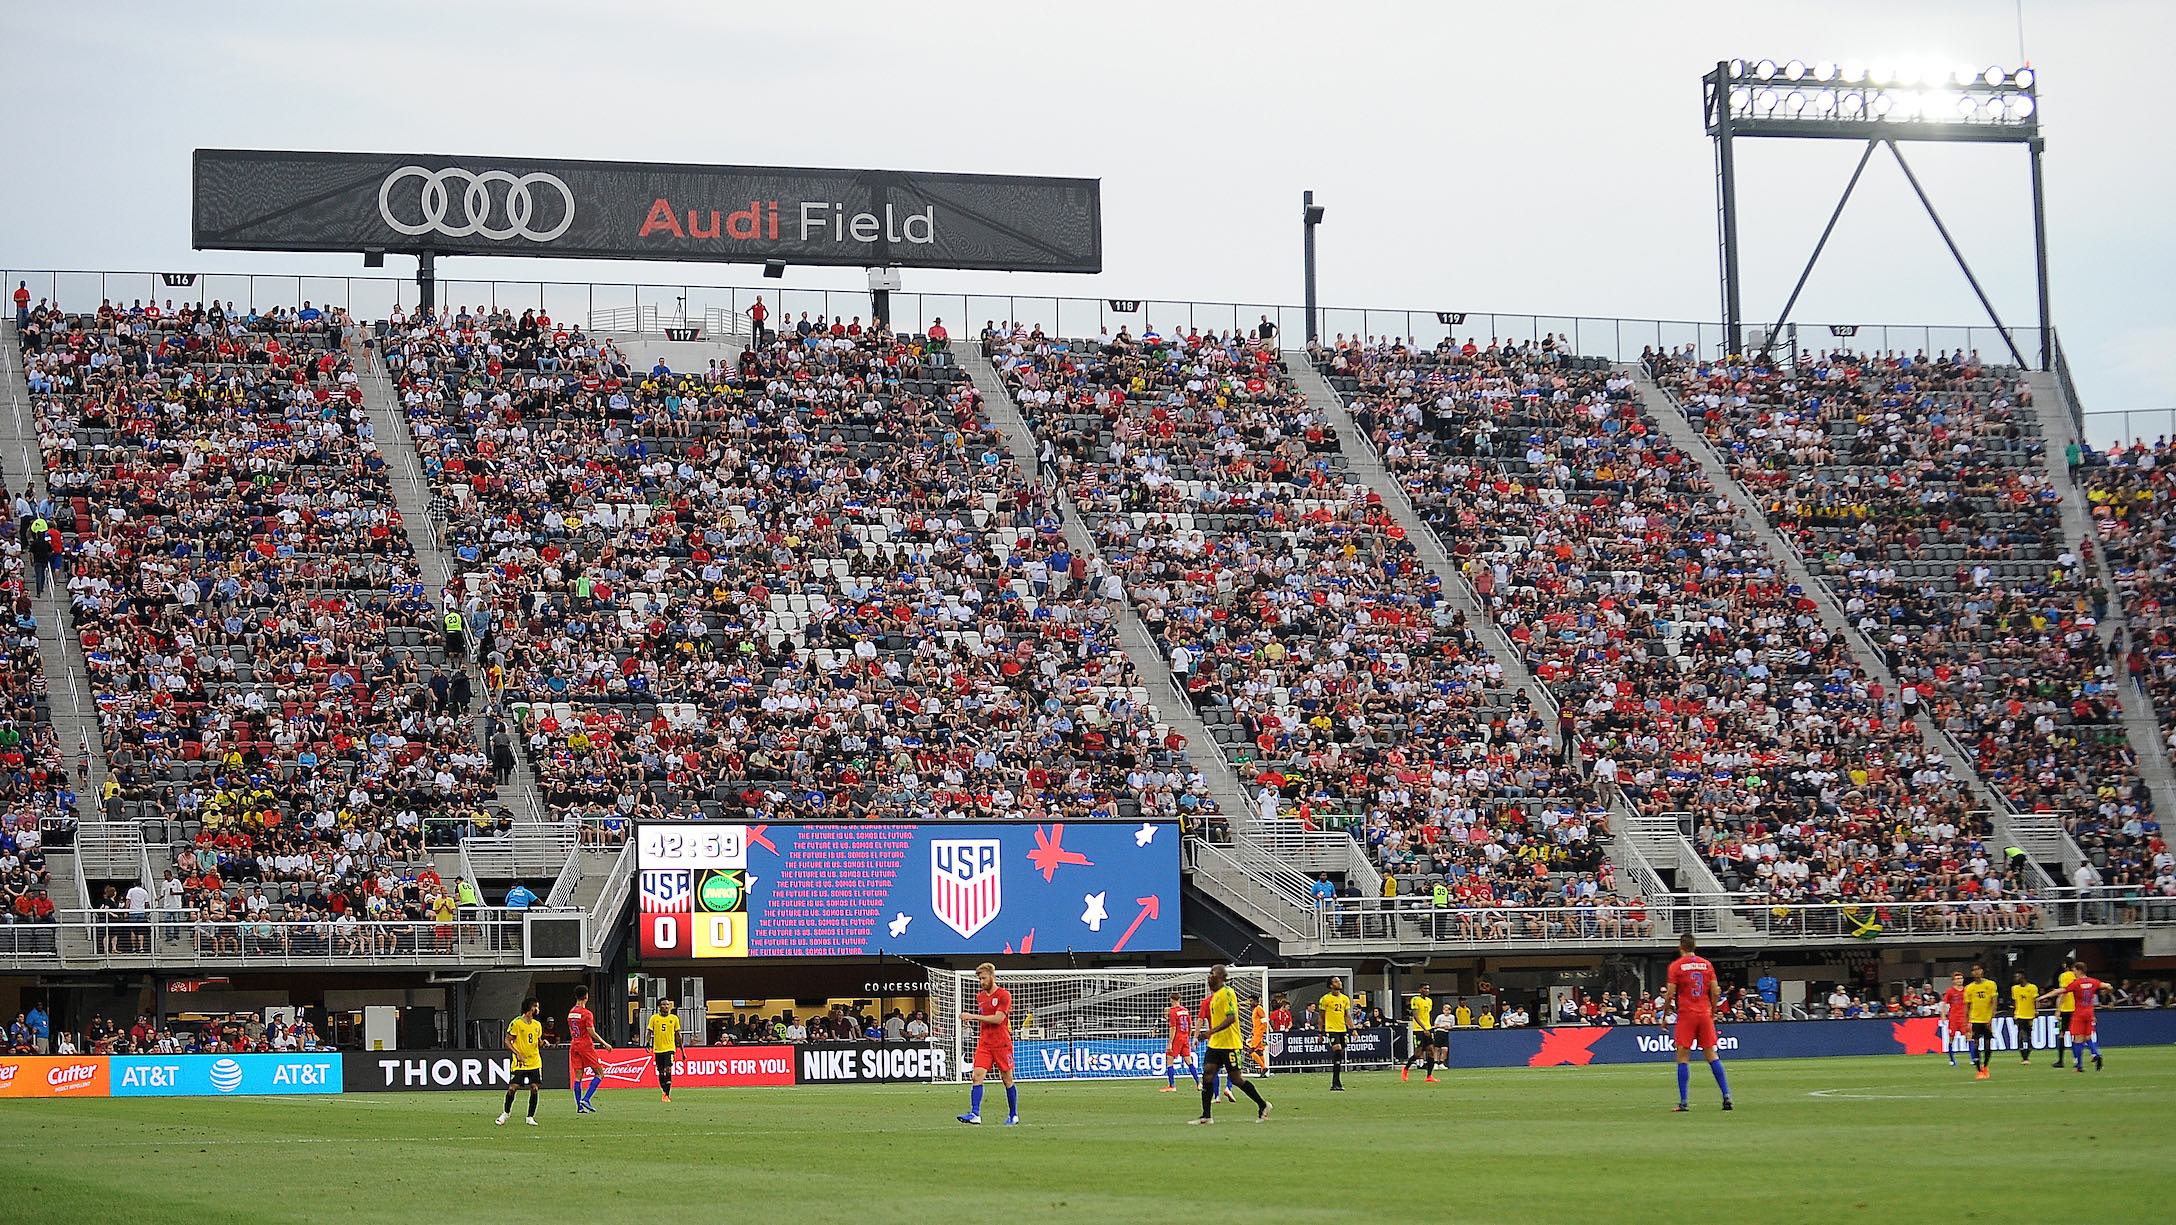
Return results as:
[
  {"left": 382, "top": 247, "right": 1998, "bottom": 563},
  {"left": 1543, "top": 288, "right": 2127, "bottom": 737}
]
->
[
  {"left": 640, "top": 870, "right": 693, "bottom": 913},
  {"left": 931, "top": 839, "right": 1003, "bottom": 939}
]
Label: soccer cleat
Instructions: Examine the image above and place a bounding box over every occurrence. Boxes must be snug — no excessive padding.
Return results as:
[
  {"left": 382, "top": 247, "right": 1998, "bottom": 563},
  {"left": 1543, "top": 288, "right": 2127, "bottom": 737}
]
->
[
  {"left": 1424, "top": 1075, "right": 1439, "bottom": 1083},
  {"left": 1672, "top": 1104, "right": 1690, "bottom": 1113},
  {"left": 1975, "top": 1068, "right": 1989, "bottom": 1081},
  {"left": 957, "top": 1114, "right": 981, "bottom": 1125},
  {"left": 525, "top": 1117, "right": 538, "bottom": 1127},
  {"left": 2094, "top": 1055, "right": 2103, "bottom": 1071},
  {"left": 1221, "top": 1086, "right": 1236, "bottom": 1103},
  {"left": 661, "top": 1093, "right": 671, "bottom": 1103},
  {"left": 1401, "top": 1067, "right": 1411, "bottom": 1083},
  {"left": 1005, "top": 1115, "right": 1020, "bottom": 1126},
  {"left": 495, "top": 1113, "right": 509, "bottom": 1126},
  {"left": 1256, "top": 1102, "right": 1272, "bottom": 1123},
  {"left": 1721, "top": 1099, "right": 1734, "bottom": 1111},
  {"left": 1158, "top": 1085, "right": 1178, "bottom": 1093},
  {"left": 1329, "top": 1084, "right": 1345, "bottom": 1092},
  {"left": 1188, "top": 1116, "right": 1214, "bottom": 1125}
]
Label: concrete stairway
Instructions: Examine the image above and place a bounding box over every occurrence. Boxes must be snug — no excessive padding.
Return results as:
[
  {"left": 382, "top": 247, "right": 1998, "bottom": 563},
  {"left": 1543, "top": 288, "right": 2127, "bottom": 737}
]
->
[
  {"left": 0, "top": 320, "right": 109, "bottom": 805},
  {"left": 956, "top": 345, "right": 1361, "bottom": 946},
  {"left": 1626, "top": 362, "right": 2078, "bottom": 886},
  {"left": 2029, "top": 369, "right": 2176, "bottom": 825},
  {"left": 354, "top": 341, "right": 547, "bottom": 824}
]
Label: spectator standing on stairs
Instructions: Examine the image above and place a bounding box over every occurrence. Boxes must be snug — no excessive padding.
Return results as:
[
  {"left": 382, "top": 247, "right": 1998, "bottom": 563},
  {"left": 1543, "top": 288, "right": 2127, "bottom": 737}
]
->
[{"left": 491, "top": 729, "right": 514, "bottom": 786}]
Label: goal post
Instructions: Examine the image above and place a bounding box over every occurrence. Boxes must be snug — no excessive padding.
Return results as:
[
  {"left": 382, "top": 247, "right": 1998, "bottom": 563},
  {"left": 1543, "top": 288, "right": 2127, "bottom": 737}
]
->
[{"left": 928, "top": 966, "right": 1272, "bottom": 1082}]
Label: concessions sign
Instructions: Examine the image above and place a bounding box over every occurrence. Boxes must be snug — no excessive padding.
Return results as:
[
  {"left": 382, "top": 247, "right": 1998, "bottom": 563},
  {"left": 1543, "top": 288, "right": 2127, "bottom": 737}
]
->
[{"left": 194, "top": 149, "right": 1102, "bottom": 274}]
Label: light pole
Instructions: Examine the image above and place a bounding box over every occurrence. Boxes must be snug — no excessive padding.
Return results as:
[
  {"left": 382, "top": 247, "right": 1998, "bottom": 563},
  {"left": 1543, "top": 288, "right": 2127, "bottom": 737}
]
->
[{"left": 1302, "top": 191, "right": 1325, "bottom": 345}]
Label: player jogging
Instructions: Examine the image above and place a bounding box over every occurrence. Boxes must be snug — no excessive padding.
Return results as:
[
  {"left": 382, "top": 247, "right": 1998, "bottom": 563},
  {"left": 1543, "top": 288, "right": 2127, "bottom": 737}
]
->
[
  {"left": 1198, "top": 991, "right": 1233, "bottom": 1102},
  {"left": 1402, "top": 984, "right": 1442, "bottom": 1083},
  {"left": 1162, "top": 993, "right": 1200, "bottom": 1092},
  {"left": 1318, "top": 976, "right": 1353, "bottom": 1091},
  {"left": 1941, "top": 971, "right": 1969, "bottom": 1068},
  {"left": 2050, "top": 963, "right": 2077, "bottom": 1067},
  {"left": 957, "top": 962, "right": 1019, "bottom": 1125},
  {"left": 1664, "top": 934, "right": 1733, "bottom": 1112},
  {"left": 568, "top": 985, "right": 611, "bottom": 1113},
  {"left": 1188, "top": 963, "right": 1271, "bottom": 1124},
  {"left": 2010, "top": 972, "right": 2039, "bottom": 1066},
  {"left": 496, "top": 997, "right": 543, "bottom": 1127},
  {"left": 1963, "top": 963, "right": 2000, "bottom": 1079},
  {"left": 647, "top": 997, "right": 683, "bottom": 1103},
  {"left": 2044, "top": 960, "right": 2105, "bottom": 1072}
]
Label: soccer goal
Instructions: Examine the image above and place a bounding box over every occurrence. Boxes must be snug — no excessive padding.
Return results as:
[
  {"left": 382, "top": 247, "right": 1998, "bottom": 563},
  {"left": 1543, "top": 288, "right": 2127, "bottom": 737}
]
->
[{"left": 928, "top": 966, "right": 1271, "bottom": 1082}]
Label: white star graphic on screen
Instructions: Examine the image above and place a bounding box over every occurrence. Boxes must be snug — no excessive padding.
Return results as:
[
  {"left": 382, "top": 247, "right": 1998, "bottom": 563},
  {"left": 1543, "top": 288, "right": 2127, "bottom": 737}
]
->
[
  {"left": 1134, "top": 823, "right": 1158, "bottom": 847},
  {"left": 1081, "top": 891, "right": 1109, "bottom": 932},
  {"left": 887, "top": 913, "right": 912, "bottom": 939}
]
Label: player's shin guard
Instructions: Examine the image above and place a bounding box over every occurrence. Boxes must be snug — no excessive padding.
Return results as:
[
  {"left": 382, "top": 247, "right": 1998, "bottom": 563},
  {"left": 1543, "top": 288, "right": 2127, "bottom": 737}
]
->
[
  {"left": 503, "top": 1088, "right": 517, "bottom": 1114},
  {"left": 970, "top": 1083, "right": 985, "bottom": 1117},
  {"left": 527, "top": 1088, "right": 538, "bottom": 1119},
  {"left": 1236, "top": 1076, "right": 1266, "bottom": 1109},
  {"left": 1675, "top": 1062, "right": 1690, "bottom": 1105},
  {"left": 658, "top": 1066, "right": 673, "bottom": 1097},
  {"left": 1199, "top": 1080, "right": 1215, "bottom": 1119},
  {"left": 1709, "top": 1058, "right": 1730, "bottom": 1100},
  {"left": 1005, "top": 1084, "right": 1018, "bottom": 1118},
  {"left": 1189, "top": 1058, "right": 1201, "bottom": 1087}
]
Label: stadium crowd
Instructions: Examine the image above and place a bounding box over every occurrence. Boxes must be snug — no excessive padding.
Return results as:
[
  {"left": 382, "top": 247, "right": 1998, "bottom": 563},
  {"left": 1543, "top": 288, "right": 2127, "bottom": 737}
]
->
[
  {"left": 989, "top": 321, "right": 1621, "bottom": 921},
  {"left": 1653, "top": 347, "right": 2154, "bottom": 891},
  {"left": 378, "top": 305, "right": 1215, "bottom": 828},
  {"left": 12, "top": 296, "right": 505, "bottom": 921},
  {"left": 1323, "top": 334, "right": 2021, "bottom": 914}
]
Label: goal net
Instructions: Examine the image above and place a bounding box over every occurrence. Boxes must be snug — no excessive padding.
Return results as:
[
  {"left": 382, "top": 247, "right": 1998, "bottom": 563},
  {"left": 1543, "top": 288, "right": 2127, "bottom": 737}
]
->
[{"left": 928, "top": 966, "right": 1271, "bottom": 1082}]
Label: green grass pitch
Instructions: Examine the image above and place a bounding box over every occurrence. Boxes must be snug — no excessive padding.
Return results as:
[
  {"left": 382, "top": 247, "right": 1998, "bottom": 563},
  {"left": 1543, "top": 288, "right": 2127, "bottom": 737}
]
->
[{"left": 4, "top": 1049, "right": 2171, "bottom": 1224}]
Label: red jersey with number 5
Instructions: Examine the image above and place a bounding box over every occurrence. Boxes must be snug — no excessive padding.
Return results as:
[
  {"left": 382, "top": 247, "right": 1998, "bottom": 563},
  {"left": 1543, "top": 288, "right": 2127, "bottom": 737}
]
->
[
  {"left": 977, "top": 988, "right": 1013, "bottom": 1051},
  {"left": 567, "top": 1004, "right": 598, "bottom": 1052},
  {"left": 1668, "top": 955, "right": 1718, "bottom": 1015}
]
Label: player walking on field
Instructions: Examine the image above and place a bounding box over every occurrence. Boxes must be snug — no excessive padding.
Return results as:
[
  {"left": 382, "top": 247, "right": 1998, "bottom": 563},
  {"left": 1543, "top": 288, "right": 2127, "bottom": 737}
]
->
[
  {"left": 568, "top": 985, "right": 611, "bottom": 1113},
  {"left": 647, "top": 997, "right": 682, "bottom": 1103},
  {"left": 2050, "top": 963, "right": 2078, "bottom": 1067},
  {"left": 957, "top": 962, "right": 1019, "bottom": 1125},
  {"left": 1162, "top": 992, "right": 1200, "bottom": 1092},
  {"left": 1941, "top": 971, "right": 1969, "bottom": 1068},
  {"left": 2010, "top": 972, "right": 2040, "bottom": 1066},
  {"left": 1402, "top": 984, "right": 1442, "bottom": 1083},
  {"left": 497, "top": 997, "right": 544, "bottom": 1127},
  {"left": 1189, "top": 964, "right": 1270, "bottom": 1125},
  {"left": 1963, "top": 963, "right": 2000, "bottom": 1079},
  {"left": 1664, "top": 934, "right": 1733, "bottom": 1112},
  {"left": 1318, "top": 976, "right": 1353, "bottom": 1091},
  {"left": 1248, "top": 995, "right": 1269, "bottom": 1074},
  {"left": 2044, "top": 959, "right": 2106, "bottom": 1072}
]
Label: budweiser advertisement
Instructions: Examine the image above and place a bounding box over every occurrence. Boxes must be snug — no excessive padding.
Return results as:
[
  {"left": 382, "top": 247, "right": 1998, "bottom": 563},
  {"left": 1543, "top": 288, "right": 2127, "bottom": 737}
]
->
[
  {"left": 193, "top": 149, "right": 1100, "bottom": 273},
  {"left": 587, "top": 1046, "right": 795, "bottom": 1090},
  {"left": 637, "top": 821, "right": 1180, "bottom": 959}
]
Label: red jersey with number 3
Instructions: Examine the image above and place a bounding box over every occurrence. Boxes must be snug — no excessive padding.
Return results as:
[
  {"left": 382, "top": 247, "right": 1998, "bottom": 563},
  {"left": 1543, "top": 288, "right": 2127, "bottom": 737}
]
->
[
  {"left": 977, "top": 988, "right": 1013, "bottom": 1051},
  {"left": 567, "top": 1004, "right": 598, "bottom": 1052},
  {"left": 1668, "top": 955, "right": 1718, "bottom": 1015}
]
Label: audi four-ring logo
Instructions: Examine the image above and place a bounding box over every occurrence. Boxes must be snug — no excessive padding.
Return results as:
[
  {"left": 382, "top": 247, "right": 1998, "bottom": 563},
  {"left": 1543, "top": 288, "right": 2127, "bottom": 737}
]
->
[{"left": 376, "top": 166, "right": 574, "bottom": 241}]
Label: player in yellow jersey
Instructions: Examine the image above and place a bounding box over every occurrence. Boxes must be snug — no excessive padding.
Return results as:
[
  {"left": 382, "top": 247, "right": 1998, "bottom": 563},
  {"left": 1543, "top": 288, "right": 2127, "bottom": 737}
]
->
[
  {"left": 2010, "top": 972, "right": 2040, "bottom": 1066},
  {"left": 1188, "top": 964, "right": 1270, "bottom": 1124},
  {"left": 496, "top": 997, "right": 543, "bottom": 1127},
  {"left": 2049, "top": 964, "right": 2077, "bottom": 1068},
  {"left": 1963, "top": 963, "right": 2000, "bottom": 1079},
  {"left": 1401, "top": 984, "right": 1442, "bottom": 1083},
  {"left": 648, "top": 997, "right": 684, "bottom": 1102},
  {"left": 1318, "top": 976, "right": 1353, "bottom": 1091}
]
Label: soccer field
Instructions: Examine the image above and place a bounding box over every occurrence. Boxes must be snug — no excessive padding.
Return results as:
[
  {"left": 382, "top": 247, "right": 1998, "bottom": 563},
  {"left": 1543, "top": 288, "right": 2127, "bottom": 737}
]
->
[{"left": 4, "top": 1050, "right": 2171, "bottom": 1224}]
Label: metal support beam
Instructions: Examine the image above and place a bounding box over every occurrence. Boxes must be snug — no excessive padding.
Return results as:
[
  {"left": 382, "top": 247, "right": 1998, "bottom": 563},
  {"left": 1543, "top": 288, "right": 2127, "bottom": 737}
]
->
[
  {"left": 1768, "top": 139, "right": 1880, "bottom": 346},
  {"left": 1883, "top": 140, "right": 2028, "bottom": 368},
  {"left": 416, "top": 250, "right": 436, "bottom": 313},
  {"left": 2029, "top": 137, "right": 2053, "bottom": 370},
  {"left": 1301, "top": 190, "right": 1322, "bottom": 345},
  {"left": 1709, "top": 65, "right": 1745, "bottom": 357}
]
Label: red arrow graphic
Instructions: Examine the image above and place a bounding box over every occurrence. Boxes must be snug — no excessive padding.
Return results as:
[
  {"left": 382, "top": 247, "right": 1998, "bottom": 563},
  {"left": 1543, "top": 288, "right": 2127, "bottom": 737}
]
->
[{"left": 1111, "top": 896, "right": 1161, "bottom": 953}]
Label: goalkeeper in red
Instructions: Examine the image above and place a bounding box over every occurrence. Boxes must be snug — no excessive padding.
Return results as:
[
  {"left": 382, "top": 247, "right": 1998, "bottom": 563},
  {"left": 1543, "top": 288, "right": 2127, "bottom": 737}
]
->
[
  {"left": 957, "top": 962, "right": 1019, "bottom": 1126},
  {"left": 1665, "top": 934, "right": 1733, "bottom": 1112}
]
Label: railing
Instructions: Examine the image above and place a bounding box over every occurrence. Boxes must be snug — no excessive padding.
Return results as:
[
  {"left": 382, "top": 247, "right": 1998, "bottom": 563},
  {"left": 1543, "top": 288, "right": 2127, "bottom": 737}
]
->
[
  {"left": 1313, "top": 888, "right": 2175, "bottom": 950},
  {"left": 2083, "top": 408, "right": 2176, "bottom": 448},
  {"left": 1186, "top": 838, "right": 1321, "bottom": 941},
  {"left": 0, "top": 908, "right": 552, "bottom": 967},
  {"left": 3, "top": 265, "right": 2044, "bottom": 369},
  {"left": 460, "top": 824, "right": 577, "bottom": 882},
  {"left": 587, "top": 841, "right": 638, "bottom": 959}
]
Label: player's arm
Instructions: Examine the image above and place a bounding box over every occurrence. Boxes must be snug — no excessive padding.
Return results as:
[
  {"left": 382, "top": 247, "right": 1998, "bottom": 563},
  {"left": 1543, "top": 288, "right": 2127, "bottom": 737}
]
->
[
  {"left": 1205, "top": 997, "right": 1238, "bottom": 1038},
  {"left": 503, "top": 1023, "right": 516, "bottom": 1055}
]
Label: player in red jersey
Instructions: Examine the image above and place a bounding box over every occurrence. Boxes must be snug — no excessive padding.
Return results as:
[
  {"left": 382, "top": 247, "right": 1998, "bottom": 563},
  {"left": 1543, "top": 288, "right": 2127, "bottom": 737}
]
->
[
  {"left": 957, "top": 962, "right": 1018, "bottom": 1125},
  {"left": 1941, "top": 971, "right": 1969, "bottom": 1068},
  {"left": 567, "top": 985, "right": 611, "bottom": 1113},
  {"left": 1161, "top": 993, "right": 1200, "bottom": 1092},
  {"left": 1664, "top": 933, "right": 1733, "bottom": 1112},
  {"left": 2045, "top": 959, "right": 2106, "bottom": 1072}
]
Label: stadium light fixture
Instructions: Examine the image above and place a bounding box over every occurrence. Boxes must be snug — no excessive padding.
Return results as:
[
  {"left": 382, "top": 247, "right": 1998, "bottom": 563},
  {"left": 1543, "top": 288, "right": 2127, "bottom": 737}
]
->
[{"left": 1703, "top": 57, "right": 2054, "bottom": 371}]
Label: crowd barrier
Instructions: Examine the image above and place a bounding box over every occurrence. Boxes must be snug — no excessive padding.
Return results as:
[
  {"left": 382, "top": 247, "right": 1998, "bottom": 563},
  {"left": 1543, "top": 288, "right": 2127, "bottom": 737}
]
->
[{"left": 4, "top": 1015, "right": 2170, "bottom": 1097}]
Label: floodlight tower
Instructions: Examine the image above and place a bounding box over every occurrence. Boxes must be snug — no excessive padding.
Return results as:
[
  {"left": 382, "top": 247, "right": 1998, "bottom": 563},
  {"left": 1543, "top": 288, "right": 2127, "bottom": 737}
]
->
[{"left": 1703, "top": 57, "right": 2049, "bottom": 367}]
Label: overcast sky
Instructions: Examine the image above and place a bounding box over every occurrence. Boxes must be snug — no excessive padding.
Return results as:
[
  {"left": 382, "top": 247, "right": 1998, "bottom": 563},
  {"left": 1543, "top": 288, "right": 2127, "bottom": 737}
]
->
[{"left": 4, "top": 0, "right": 2168, "bottom": 429}]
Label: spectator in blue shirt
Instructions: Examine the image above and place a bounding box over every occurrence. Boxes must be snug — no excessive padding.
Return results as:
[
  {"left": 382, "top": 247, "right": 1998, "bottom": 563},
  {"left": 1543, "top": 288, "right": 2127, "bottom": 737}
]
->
[{"left": 504, "top": 883, "right": 538, "bottom": 909}]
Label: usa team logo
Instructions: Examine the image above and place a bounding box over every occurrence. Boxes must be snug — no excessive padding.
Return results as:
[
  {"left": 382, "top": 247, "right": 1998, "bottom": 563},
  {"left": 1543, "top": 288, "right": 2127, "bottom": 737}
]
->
[
  {"left": 640, "top": 870, "right": 692, "bottom": 914},
  {"left": 931, "top": 840, "right": 1002, "bottom": 939}
]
